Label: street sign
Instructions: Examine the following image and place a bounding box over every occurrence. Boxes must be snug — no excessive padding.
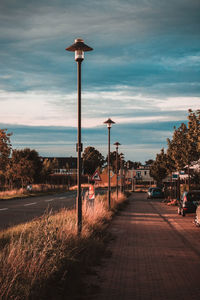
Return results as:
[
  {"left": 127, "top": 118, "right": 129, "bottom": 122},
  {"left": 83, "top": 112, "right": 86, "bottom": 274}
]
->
[
  {"left": 110, "top": 170, "right": 114, "bottom": 178},
  {"left": 91, "top": 170, "right": 101, "bottom": 181}
]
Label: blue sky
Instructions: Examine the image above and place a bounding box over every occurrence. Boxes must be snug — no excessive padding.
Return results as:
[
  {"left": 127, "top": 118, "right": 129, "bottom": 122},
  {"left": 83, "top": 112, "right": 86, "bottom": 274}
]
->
[{"left": 0, "top": 0, "right": 199, "bottom": 163}]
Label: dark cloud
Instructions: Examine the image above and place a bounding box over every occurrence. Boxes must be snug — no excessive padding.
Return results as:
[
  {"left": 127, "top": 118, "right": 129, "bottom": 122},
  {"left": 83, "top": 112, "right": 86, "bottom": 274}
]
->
[{"left": 0, "top": 0, "right": 199, "bottom": 161}]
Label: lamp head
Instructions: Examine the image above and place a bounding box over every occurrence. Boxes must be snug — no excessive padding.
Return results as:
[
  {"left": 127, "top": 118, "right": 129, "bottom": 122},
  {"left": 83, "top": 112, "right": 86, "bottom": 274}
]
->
[
  {"left": 119, "top": 153, "right": 124, "bottom": 160},
  {"left": 66, "top": 38, "right": 93, "bottom": 61},
  {"left": 104, "top": 118, "right": 115, "bottom": 129},
  {"left": 114, "top": 142, "right": 121, "bottom": 147}
]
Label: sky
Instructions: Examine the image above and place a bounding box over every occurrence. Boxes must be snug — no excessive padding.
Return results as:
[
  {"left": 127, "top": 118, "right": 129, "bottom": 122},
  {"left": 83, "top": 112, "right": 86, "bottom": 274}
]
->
[{"left": 0, "top": 0, "right": 200, "bottom": 163}]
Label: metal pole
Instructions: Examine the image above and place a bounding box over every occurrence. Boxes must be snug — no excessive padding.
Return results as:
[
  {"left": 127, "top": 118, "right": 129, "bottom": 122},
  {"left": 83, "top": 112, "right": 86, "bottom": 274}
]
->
[
  {"left": 188, "top": 166, "right": 190, "bottom": 190},
  {"left": 66, "top": 38, "right": 93, "bottom": 235},
  {"left": 108, "top": 127, "right": 111, "bottom": 209},
  {"left": 77, "top": 60, "right": 82, "bottom": 234},
  {"left": 132, "top": 171, "right": 134, "bottom": 191},
  {"left": 116, "top": 146, "right": 118, "bottom": 201},
  {"left": 177, "top": 174, "right": 180, "bottom": 201},
  {"left": 120, "top": 157, "right": 122, "bottom": 193}
]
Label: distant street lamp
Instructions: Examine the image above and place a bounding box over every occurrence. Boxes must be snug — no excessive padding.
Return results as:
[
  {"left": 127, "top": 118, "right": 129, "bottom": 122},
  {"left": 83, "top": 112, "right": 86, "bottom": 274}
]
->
[
  {"left": 114, "top": 142, "right": 121, "bottom": 201},
  {"left": 104, "top": 118, "right": 115, "bottom": 209},
  {"left": 66, "top": 38, "right": 93, "bottom": 234}
]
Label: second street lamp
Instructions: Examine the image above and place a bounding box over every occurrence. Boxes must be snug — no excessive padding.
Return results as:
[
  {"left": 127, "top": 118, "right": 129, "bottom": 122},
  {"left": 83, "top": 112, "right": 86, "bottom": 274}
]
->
[
  {"left": 104, "top": 118, "right": 115, "bottom": 209},
  {"left": 66, "top": 38, "right": 93, "bottom": 234},
  {"left": 114, "top": 142, "right": 121, "bottom": 202}
]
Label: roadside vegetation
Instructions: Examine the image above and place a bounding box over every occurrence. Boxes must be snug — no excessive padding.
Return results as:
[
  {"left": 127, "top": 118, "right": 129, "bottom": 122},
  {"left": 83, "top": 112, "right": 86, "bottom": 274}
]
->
[
  {"left": 0, "top": 191, "right": 127, "bottom": 300},
  {"left": 150, "top": 109, "right": 200, "bottom": 188},
  {"left": 0, "top": 184, "right": 70, "bottom": 200},
  {"left": 0, "top": 128, "right": 143, "bottom": 195}
]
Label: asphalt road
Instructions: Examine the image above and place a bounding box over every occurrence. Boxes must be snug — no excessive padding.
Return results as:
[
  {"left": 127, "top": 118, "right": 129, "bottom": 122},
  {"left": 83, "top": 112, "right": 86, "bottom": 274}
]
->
[
  {"left": 0, "top": 191, "right": 77, "bottom": 230},
  {"left": 0, "top": 188, "right": 108, "bottom": 230}
]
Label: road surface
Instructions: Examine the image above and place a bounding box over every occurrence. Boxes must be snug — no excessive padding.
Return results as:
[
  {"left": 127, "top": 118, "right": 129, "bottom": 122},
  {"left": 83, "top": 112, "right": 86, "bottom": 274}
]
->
[
  {"left": 0, "top": 191, "right": 78, "bottom": 230},
  {"left": 94, "top": 192, "right": 200, "bottom": 300},
  {"left": 0, "top": 188, "right": 107, "bottom": 230}
]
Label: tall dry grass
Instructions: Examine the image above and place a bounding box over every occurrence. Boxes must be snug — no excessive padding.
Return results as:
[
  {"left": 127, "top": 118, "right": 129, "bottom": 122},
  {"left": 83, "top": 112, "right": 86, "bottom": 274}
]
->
[
  {"left": 0, "top": 191, "right": 126, "bottom": 299},
  {"left": 0, "top": 184, "right": 67, "bottom": 199}
]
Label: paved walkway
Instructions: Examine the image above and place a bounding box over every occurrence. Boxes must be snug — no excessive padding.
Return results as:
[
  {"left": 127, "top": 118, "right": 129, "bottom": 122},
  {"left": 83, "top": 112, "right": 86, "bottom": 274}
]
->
[{"left": 94, "top": 193, "right": 200, "bottom": 300}]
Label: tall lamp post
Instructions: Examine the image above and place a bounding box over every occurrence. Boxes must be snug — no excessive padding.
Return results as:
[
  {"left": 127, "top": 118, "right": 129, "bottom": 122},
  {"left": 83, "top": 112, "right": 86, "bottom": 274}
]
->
[
  {"left": 66, "top": 38, "right": 93, "bottom": 234},
  {"left": 104, "top": 118, "right": 115, "bottom": 209},
  {"left": 114, "top": 142, "right": 121, "bottom": 201}
]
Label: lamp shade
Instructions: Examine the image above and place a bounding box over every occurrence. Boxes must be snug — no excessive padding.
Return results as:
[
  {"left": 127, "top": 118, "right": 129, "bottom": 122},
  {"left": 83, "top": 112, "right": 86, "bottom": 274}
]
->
[
  {"left": 66, "top": 38, "right": 93, "bottom": 52},
  {"left": 114, "top": 142, "right": 121, "bottom": 147},
  {"left": 104, "top": 118, "right": 115, "bottom": 128},
  {"left": 66, "top": 38, "right": 93, "bottom": 61}
]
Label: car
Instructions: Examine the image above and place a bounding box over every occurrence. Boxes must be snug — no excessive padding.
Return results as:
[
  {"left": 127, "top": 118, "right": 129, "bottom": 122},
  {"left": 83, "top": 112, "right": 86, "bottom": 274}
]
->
[
  {"left": 195, "top": 205, "right": 200, "bottom": 226},
  {"left": 178, "top": 190, "right": 200, "bottom": 217},
  {"left": 147, "top": 187, "right": 154, "bottom": 198},
  {"left": 147, "top": 187, "right": 164, "bottom": 199}
]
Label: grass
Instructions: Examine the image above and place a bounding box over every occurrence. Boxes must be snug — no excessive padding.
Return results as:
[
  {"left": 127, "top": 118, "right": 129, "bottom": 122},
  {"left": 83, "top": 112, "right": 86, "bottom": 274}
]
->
[
  {"left": 0, "top": 191, "right": 127, "bottom": 300},
  {"left": 0, "top": 184, "right": 68, "bottom": 200}
]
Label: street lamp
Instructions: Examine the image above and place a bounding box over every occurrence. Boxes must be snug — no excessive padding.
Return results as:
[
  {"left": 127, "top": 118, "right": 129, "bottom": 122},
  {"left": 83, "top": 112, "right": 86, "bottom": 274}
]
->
[
  {"left": 114, "top": 142, "right": 121, "bottom": 201},
  {"left": 66, "top": 38, "right": 93, "bottom": 234},
  {"left": 104, "top": 118, "right": 115, "bottom": 209}
]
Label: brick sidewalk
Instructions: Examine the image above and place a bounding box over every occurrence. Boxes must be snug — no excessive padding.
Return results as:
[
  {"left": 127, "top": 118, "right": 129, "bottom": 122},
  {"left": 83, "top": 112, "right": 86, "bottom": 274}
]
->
[{"left": 93, "top": 193, "right": 200, "bottom": 300}]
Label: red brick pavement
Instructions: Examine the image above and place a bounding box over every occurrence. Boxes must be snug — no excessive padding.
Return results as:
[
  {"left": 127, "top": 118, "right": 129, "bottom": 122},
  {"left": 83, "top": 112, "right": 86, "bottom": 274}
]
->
[{"left": 94, "top": 192, "right": 200, "bottom": 300}]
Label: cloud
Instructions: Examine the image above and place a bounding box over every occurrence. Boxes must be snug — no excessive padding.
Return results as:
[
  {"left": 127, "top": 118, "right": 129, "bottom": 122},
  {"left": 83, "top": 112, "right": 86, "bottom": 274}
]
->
[
  {"left": 1, "top": 0, "right": 200, "bottom": 96},
  {"left": 0, "top": 0, "right": 199, "bottom": 162},
  {"left": 1, "top": 120, "right": 180, "bottom": 162},
  {"left": 0, "top": 87, "right": 198, "bottom": 128},
  {"left": 1, "top": 0, "right": 199, "bottom": 44},
  {"left": 156, "top": 97, "right": 200, "bottom": 111}
]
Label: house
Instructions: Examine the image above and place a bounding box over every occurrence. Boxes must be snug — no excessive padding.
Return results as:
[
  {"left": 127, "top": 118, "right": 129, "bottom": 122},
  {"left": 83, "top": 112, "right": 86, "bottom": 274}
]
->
[{"left": 133, "top": 166, "right": 154, "bottom": 183}]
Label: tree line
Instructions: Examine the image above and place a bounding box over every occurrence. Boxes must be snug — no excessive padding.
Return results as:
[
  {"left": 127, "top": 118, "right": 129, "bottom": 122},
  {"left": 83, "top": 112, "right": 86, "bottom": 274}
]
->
[
  {"left": 0, "top": 128, "right": 148, "bottom": 190},
  {"left": 149, "top": 109, "right": 200, "bottom": 185},
  {"left": 82, "top": 146, "right": 144, "bottom": 176},
  {"left": 0, "top": 129, "right": 59, "bottom": 190}
]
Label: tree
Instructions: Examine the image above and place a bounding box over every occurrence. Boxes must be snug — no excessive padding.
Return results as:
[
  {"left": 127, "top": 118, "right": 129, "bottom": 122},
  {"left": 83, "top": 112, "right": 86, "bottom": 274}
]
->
[
  {"left": 151, "top": 109, "right": 200, "bottom": 188},
  {"left": 82, "top": 146, "right": 105, "bottom": 175},
  {"left": 41, "top": 158, "right": 58, "bottom": 183},
  {"left": 167, "top": 123, "right": 189, "bottom": 171},
  {"left": 132, "top": 161, "right": 142, "bottom": 169},
  {"left": 187, "top": 109, "right": 200, "bottom": 163},
  {"left": 145, "top": 159, "right": 154, "bottom": 166},
  {"left": 0, "top": 129, "right": 12, "bottom": 187},
  {"left": 126, "top": 160, "right": 141, "bottom": 169},
  {"left": 166, "top": 138, "right": 176, "bottom": 175},
  {"left": 19, "top": 148, "right": 43, "bottom": 183},
  {"left": 11, "top": 150, "right": 35, "bottom": 188},
  {"left": 9, "top": 148, "right": 43, "bottom": 188},
  {"left": 5, "top": 160, "right": 15, "bottom": 190},
  {"left": 106, "top": 151, "right": 121, "bottom": 171},
  {"left": 166, "top": 111, "right": 200, "bottom": 187},
  {"left": 150, "top": 148, "right": 168, "bottom": 185},
  {"left": 167, "top": 111, "right": 200, "bottom": 172}
]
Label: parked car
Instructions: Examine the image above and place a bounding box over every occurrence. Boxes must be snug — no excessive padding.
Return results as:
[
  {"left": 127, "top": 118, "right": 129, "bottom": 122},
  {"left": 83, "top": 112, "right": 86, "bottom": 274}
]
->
[
  {"left": 195, "top": 205, "right": 200, "bottom": 226},
  {"left": 147, "top": 187, "right": 154, "bottom": 198},
  {"left": 178, "top": 190, "right": 200, "bottom": 217},
  {"left": 147, "top": 187, "right": 164, "bottom": 199}
]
